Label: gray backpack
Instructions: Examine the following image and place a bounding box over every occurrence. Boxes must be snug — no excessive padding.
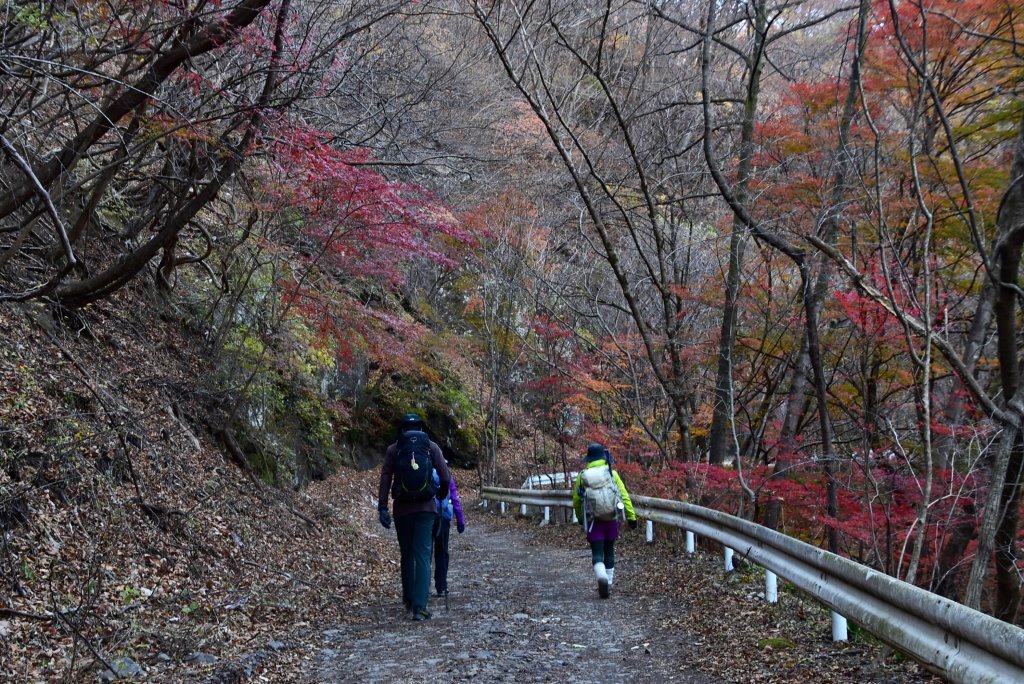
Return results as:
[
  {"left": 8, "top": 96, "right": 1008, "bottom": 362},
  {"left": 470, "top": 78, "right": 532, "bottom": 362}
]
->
[{"left": 581, "top": 466, "right": 619, "bottom": 521}]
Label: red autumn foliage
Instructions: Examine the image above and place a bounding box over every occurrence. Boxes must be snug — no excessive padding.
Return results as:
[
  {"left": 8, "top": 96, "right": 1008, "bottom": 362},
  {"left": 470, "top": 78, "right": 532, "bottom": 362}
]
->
[{"left": 614, "top": 455, "right": 999, "bottom": 587}]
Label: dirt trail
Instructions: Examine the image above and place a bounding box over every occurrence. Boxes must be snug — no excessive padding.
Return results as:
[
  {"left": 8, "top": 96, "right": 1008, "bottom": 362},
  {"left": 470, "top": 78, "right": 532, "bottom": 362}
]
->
[{"left": 312, "top": 519, "right": 711, "bottom": 683}]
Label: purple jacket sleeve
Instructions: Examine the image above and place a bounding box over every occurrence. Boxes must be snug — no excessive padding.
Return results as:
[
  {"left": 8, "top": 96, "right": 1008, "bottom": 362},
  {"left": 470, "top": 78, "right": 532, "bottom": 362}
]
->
[{"left": 449, "top": 477, "right": 465, "bottom": 527}]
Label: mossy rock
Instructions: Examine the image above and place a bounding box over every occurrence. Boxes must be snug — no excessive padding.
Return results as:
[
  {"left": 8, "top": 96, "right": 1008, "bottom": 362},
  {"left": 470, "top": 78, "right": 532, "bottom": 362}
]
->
[
  {"left": 757, "top": 637, "right": 795, "bottom": 650},
  {"left": 422, "top": 409, "right": 477, "bottom": 469}
]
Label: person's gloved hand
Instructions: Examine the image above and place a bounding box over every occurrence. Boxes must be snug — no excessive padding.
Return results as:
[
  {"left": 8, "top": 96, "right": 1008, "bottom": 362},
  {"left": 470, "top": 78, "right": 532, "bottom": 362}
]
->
[
  {"left": 628, "top": 518, "right": 638, "bottom": 530},
  {"left": 457, "top": 522, "right": 465, "bottom": 534},
  {"left": 379, "top": 509, "right": 392, "bottom": 529}
]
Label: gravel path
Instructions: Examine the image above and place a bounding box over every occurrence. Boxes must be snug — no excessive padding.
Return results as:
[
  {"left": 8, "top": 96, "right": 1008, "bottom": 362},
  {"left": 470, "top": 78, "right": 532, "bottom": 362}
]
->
[{"left": 312, "top": 519, "right": 712, "bottom": 683}]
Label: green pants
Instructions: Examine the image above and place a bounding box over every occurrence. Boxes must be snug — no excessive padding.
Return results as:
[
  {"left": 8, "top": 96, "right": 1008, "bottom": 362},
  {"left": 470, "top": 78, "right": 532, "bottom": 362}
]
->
[
  {"left": 395, "top": 511, "right": 435, "bottom": 610},
  {"left": 590, "top": 540, "right": 615, "bottom": 569}
]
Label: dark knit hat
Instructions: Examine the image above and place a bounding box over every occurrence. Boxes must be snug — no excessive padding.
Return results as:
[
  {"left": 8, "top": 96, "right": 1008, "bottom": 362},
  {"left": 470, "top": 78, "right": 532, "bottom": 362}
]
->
[
  {"left": 399, "top": 413, "right": 424, "bottom": 430},
  {"left": 585, "top": 443, "right": 606, "bottom": 461}
]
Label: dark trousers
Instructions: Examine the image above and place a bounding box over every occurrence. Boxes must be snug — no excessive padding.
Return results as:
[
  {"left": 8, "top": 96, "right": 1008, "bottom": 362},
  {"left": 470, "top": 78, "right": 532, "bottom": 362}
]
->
[
  {"left": 434, "top": 517, "right": 451, "bottom": 593},
  {"left": 395, "top": 511, "right": 435, "bottom": 610},
  {"left": 590, "top": 540, "right": 616, "bottom": 569}
]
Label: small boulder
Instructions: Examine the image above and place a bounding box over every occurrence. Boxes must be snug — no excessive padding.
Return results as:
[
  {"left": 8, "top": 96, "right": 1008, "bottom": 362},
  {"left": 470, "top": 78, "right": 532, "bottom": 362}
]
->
[
  {"left": 99, "top": 656, "right": 144, "bottom": 681},
  {"left": 185, "top": 652, "right": 219, "bottom": 665}
]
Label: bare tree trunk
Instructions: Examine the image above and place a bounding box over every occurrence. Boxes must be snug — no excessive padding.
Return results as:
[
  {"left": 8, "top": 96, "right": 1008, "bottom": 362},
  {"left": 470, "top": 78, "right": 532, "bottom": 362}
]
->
[
  {"left": 933, "top": 502, "right": 977, "bottom": 598},
  {"left": 989, "top": 110, "right": 1024, "bottom": 620},
  {"left": 965, "top": 424, "right": 1019, "bottom": 609},
  {"left": 994, "top": 441, "right": 1024, "bottom": 621},
  {"left": 777, "top": 333, "right": 810, "bottom": 463},
  {"left": 776, "top": 0, "right": 870, "bottom": 467},
  {"left": 709, "top": 0, "right": 766, "bottom": 466},
  {"left": 965, "top": 108, "right": 1024, "bottom": 613},
  {"left": 989, "top": 113, "right": 1024, "bottom": 620},
  {"left": 898, "top": 35, "right": 942, "bottom": 584},
  {"left": 700, "top": 0, "right": 849, "bottom": 552},
  {"left": 802, "top": 263, "right": 840, "bottom": 553},
  {"left": 936, "top": 278, "right": 994, "bottom": 469}
]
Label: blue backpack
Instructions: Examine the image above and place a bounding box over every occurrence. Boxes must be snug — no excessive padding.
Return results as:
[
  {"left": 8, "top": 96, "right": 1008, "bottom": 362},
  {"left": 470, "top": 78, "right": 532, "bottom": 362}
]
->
[
  {"left": 440, "top": 491, "right": 454, "bottom": 522},
  {"left": 431, "top": 470, "right": 454, "bottom": 521}
]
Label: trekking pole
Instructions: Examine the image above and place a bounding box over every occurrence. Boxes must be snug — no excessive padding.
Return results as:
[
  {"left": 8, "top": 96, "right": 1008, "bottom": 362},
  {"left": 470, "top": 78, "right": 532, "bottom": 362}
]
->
[{"left": 445, "top": 591, "right": 450, "bottom": 613}]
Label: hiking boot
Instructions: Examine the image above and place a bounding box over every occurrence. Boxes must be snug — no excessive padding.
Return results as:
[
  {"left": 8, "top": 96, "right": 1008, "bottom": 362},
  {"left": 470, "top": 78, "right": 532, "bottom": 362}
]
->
[
  {"left": 412, "top": 608, "right": 431, "bottom": 621},
  {"left": 593, "top": 562, "right": 610, "bottom": 599},
  {"left": 437, "top": 589, "right": 448, "bottom": 598}
]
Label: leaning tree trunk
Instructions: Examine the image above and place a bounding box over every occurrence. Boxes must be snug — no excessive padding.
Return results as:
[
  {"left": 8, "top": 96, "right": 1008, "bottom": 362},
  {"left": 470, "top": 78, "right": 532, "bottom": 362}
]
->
[
  {"left": 0, "top": 0, "right": 273, "bottom": 224},
  {"left": 989, "top": 109, "right": 1024, "bottom": 622},
  {"left": 964, "top": 108, "right": 1024, "bottom": 617},
  {"left": 52, "top": 0, "right": 291, "bottom": 308}
]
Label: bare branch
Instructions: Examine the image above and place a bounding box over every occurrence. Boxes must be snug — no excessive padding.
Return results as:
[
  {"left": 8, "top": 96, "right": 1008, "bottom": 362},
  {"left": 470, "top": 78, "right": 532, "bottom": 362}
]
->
[{"left": 0, "top": 133, "right": 76, "bottom": 266}]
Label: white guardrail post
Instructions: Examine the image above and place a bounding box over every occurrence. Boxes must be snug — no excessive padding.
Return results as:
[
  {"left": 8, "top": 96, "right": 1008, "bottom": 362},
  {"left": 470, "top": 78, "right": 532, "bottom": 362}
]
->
[
  {"left": 765, "top": 570, "right": 778, "bottom": 603},
  {"left": 832, "top": 612, "right": 848, "bottom": 642},
  {"left": 480, "top": 485, "right": 1024, "bottom": 683}
]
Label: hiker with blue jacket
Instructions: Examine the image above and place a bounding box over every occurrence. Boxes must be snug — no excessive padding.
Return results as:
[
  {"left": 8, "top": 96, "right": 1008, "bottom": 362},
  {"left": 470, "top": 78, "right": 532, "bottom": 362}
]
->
[
  {"left": 378, "top": 413, "right": 451, "bottom": 621},
  {"left": 433, "top": 468, "right": 466, "bottom": 598},
  {"left": 572, "top": 443, "right": 637, "bottom": 599}
]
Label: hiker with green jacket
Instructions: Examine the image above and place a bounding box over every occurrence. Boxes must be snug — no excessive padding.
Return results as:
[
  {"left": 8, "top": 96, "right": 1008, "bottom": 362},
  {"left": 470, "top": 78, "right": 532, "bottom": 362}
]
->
[{"left": 572, "top": 443, "right": 637, "bottom": 599}]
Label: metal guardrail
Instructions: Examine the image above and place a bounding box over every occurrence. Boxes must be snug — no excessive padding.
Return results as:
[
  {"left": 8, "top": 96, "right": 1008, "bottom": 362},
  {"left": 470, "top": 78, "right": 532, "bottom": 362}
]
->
[
  {"left": 520, "top": 471, "right": 578, "bottom": 489},
  {"left": 481, "top": 485, "right": 1024, "bottom": 684}
]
